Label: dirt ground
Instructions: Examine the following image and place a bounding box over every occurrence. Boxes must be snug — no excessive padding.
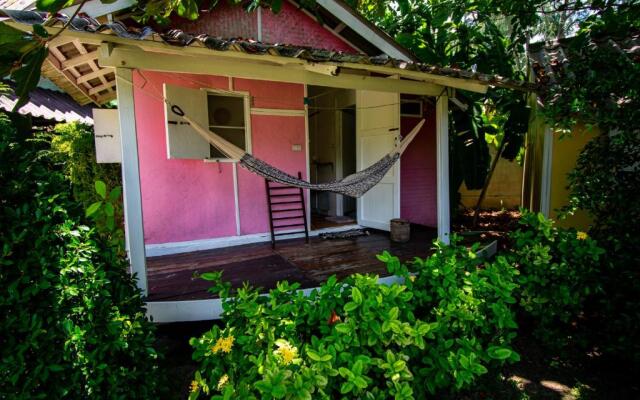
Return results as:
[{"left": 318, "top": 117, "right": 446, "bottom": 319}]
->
[{"left": 452, "top": 208, "right": 521, "bottom": 250}]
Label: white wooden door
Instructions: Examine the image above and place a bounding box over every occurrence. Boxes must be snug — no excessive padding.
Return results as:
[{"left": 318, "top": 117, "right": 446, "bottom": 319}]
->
[{"left": 356, "top": 90, "right": 400, "bottom": 231}]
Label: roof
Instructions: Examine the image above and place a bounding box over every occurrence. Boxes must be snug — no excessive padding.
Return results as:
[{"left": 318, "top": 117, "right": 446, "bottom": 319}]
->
[
  {"left": 303, "top": 0, "right": 416, "bottom": 61},
  {"left": 0, "top": 0, "right": 33, "bottom": 10},
  {"left": 528, "top": 33, "right": 640, "bottom": 88},
  {"left": 0, "top": 0, "right": 415, "bottom": 60},
  {"left": 0, "top": 81, "right": 94, "bottom": 124},
  {"left": 1, "top": 10, "right": 536, "bottom": 106}
]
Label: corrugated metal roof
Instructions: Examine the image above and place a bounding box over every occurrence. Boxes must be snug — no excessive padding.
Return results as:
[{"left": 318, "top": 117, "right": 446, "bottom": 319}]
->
[
  {"left": 1, "top": 9, "right": 537, "bottom": 93},
  {"left": 0, "top": 0, "right": 33, "bottom": 10},
  {"left": 0, "top": 81, "right": 94, "bottom": 124}
]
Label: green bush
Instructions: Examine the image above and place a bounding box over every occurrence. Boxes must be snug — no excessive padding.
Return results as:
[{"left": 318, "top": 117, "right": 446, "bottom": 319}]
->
[
  {"left": 0, "top": 114, "right": 159, "bottom": 398},
  {"left": 50, "top": 121, "right": 121, "bottom": 212},
  {"left": 391, "top": 240, "right": 520, "bottom": 395},
  {"left": 188, "top": 238, "right": 519, "bottom": 399},
  {"left": 509, "top": 211, "right": 604, "bottom": 348}
]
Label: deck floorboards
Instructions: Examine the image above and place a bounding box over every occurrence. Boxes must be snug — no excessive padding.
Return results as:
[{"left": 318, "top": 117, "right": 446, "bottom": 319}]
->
[{"left": 146, "top": 226, "right": 436, "bottom": 301}]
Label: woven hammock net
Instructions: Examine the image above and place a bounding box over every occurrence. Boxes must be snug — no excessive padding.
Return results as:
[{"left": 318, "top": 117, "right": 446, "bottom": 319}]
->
[
  {"left": 172, "top": 105, "right": 424, "bottom": 198},
  {"left": 241, "top": 152, "right": 400, "bottom": 198}
]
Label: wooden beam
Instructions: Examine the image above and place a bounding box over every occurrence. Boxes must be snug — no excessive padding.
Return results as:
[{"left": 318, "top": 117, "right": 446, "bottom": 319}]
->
[
  {"left": 338, "top": 62, "right": 488, "bottom": 94},
  {"left": 44, "top": 55, "right": 98, "bottom": 105},
  {"left": 315, "top": 0, "right": 412, "bottom": 61},
  {"left": 88, "top": 79, "right": 116, "bottom": 95},
  {"left": 99, "top": 46, "right": 444, "bottom": 96},
  {"left": 436, "top": 93, "right": 450, "bottom": 244},
  {"left": 115, "top": 68, "right": 148, "bottom": 295},
  {"left": 77, "top": 68, "right": 113, "bottom": 84},
  {"left": 61, "top": 50, "right": 99, "bottom": 70}
]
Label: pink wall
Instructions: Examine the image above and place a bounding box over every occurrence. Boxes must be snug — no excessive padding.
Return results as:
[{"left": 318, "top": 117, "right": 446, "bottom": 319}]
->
[
  {"left": 400, "top": 104, "right": 437, "bottom": 227},
  {"left": 170, "top": 2, "right": 354, "bottom": 52},
  {"left": 133, "top": 71, "right": 306, "bottom": 244},
  {"left": 261, "top": 3, "right": 354, "bottom": 51}
]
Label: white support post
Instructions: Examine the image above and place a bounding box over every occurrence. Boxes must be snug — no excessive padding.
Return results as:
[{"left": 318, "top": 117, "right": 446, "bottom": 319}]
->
[
  {"left": 436, "top": 93, "right": 451, "bottom": 244},
  {"left": 115, "top": 68, "right": 148, "bottom": 295},
  {"left": 540, "top": 126, "right": 554, "bottom": 217}
]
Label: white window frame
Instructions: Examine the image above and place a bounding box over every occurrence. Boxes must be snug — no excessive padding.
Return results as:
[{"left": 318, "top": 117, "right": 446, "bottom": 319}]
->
[{"left": 203, "top": 89, "right": 252, "bottom": 163}]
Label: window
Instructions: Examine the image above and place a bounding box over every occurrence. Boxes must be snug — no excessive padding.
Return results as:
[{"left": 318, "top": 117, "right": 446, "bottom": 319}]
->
[
  {"left": 400, "top": 99, "right": 423, "bottom": 117},
  {"left": 207, "top": 93, "right": 250, "bottom": 160},
  {"left": 164, "top": 83, "right": 251, "bottom": 160}
]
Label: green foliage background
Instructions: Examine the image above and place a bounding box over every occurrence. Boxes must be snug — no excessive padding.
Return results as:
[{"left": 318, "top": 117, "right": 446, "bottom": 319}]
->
[{"left": 0, "top": 113, "right": 160, "bottom": 399}]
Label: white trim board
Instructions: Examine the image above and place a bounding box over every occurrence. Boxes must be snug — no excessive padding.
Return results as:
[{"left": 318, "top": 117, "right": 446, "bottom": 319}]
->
[
  {"left": 540, "top": 126, "right": 554, "bottom": 218},
  {"left": 147, "top": 274, "right": 407, "bottom": 322},
  {"left": 145, "top": 224, "right": 361, "bottom": 257},
  {"left": 250, "top": 108, "right": 306, "bottom": 116},
  {"left": 314, "top": 0, "right": 411, "bottom": 61}
]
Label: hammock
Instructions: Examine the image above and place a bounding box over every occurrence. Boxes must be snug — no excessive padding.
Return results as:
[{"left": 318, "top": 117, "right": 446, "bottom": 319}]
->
[{"left": 170, "top": 105, "right": 425, "bottom": 198}]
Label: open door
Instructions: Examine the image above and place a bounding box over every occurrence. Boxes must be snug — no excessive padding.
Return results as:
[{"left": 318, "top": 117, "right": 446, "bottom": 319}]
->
[{"left": 356, "top": 90, "right": 400, "bottom": 231}]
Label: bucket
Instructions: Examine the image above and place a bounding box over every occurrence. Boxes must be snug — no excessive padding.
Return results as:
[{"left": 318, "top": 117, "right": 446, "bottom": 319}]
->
[{"left": 390, "top": 218, "right": 410, "bottom": 243}]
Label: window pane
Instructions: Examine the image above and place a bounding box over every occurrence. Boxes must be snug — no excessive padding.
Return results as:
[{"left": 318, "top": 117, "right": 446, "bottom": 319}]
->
[
  {"left": 207, "top": 94, "right": 245, "bottom": 127},
  {"left": 209, "top": 127, "right": 246, "bottom": 158}
]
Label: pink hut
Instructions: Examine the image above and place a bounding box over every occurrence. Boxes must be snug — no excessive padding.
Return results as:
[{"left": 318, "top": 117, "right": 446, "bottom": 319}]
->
[{"left": 2, "top": 0, "right": 529, "bottom": 321}]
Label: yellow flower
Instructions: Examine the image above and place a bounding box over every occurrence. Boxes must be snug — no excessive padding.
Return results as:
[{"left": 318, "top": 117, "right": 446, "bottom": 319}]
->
[
  {"left": 577, "top": 231, "right": 588, "bottom": 240},
  {"left": 409, "top": 275, "right": 416, "bottom": 282},
  {"left": 190, "top": 380, "right": 199, "bottom": 393},
  {"left": 274, "top": 340, "right": 298, "bottom": 365},
  {"left": 217, "top": 374, "right": 229, "bottom": 391},
  {"left": 212, "top": 335, "right": 235, "bottom": 354}
]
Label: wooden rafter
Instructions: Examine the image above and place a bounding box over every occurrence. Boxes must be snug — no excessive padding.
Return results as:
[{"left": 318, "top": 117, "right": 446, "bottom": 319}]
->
[{"left": 44, "top": 38, "right": 116, "bottom": 105}]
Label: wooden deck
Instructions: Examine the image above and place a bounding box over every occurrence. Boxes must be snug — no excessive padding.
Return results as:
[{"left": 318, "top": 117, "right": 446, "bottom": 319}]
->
[{"left": 146, "top": 226, "right": 436, "bottom": 301}]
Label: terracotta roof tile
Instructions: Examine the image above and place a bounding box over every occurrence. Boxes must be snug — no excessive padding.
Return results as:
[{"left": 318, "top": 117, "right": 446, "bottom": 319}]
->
[{"left": 1, "top": 9, "right": 538, "bottom": 92}]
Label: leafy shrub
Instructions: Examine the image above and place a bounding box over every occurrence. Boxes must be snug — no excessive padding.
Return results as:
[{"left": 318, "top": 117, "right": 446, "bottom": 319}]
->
[
  {"left": 188, "top": 239, "right": 519, "bottom": 399},
  {"left": 388, "top": 240, "right": 520, "bottom": 395},
  {"left": 0, "top": 114, "right": 159, "bottom": 398},
  {"left": 50, "top": 121, "right": 121, "bottom": 213},
  {"left": 509, "top": 211, "right": 604, "bottom": 348}
]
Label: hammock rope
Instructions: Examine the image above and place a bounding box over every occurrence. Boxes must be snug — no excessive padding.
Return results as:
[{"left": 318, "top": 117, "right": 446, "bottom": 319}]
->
[{"left": 171, "top": 104, "right": 425, "bottom": 198}]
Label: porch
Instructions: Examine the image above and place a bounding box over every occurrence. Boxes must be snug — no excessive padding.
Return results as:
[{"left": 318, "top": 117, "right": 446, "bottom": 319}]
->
[{"left": 146, "top": 225, "right": 436, "bottom": 302}]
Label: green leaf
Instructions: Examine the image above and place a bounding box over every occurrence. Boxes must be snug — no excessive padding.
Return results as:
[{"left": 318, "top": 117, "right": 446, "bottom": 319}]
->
[
  {"left": 36, "top": 0, "right": 73, "bottom": 12},
  {"left": 200, "top": 272, "right": 222, "bottom": 281},
  {"left": 108, "top": 186, "right": 122, "bottom": 202},
  {"left": 353, "top": 376, "right": 368, "bottom": 389},
  {"left": 11, "top": 45, "right": 48, "bottom": 112},
  {"left": 104, "top": 202, "right": 114, "bottom": 217},
  {"left": 334, "top": 323, "right": 350, "bottom": 334},
  {"left": 487, "top": 346, "right": 512, "bottom": 360},
  {"left": 32, "top": 24, "right": 49, "bottom": 38},
  {"left": 272, "top": 384, "right": 287, "bottom": 398},
  {"left": 95, "top": 181, "right": 107, "bottom": 199},
  {"left": 344, "top": 301, "right": 358, "bottom": 313},
  {"left": 176, "top": 0, "right": 199, "bottom": 20},
  {"left": 271, "top": 0, "right": 283, "bottom": 13},
  {"left": 0, "top": 22, "right": 29, "bottom": 45},
  {"left": 86, "top": 202, "right": 102, "bottom": 217},
  {"left": 340, "top": 382, "right": 354, "bottom": 394},
  {"left": 307, "top": 350, "right": 322, "bottom": 361},
  {"left": 351, "top": 287, "right": 363, "bottom": 304}
]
